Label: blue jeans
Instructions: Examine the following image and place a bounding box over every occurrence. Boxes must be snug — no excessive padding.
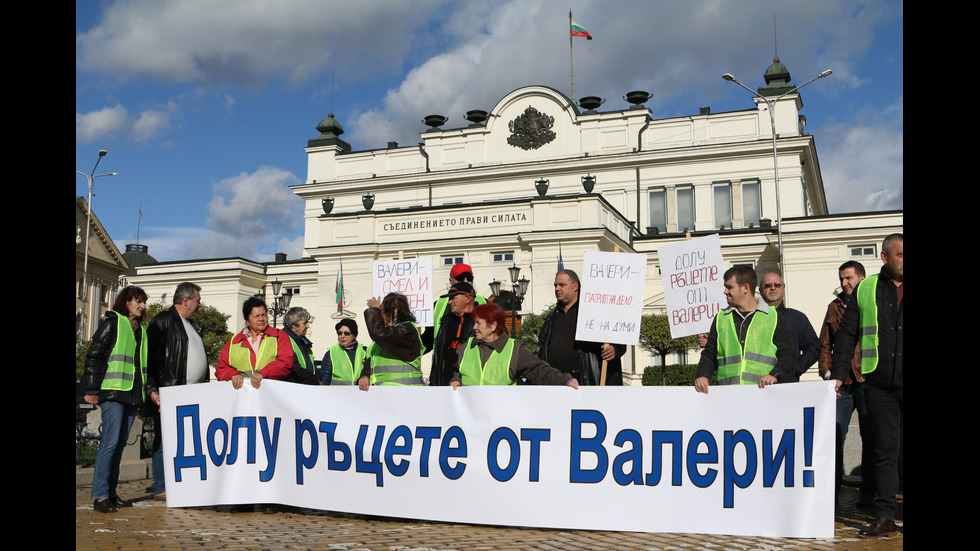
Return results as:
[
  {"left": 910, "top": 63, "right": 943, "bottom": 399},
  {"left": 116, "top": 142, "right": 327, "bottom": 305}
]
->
[
  {"left": 150, "top": 411, "right": 165, "bottom": 494},
  {"left": 91, "top": 401, "right": 138, "bottom": 500}
]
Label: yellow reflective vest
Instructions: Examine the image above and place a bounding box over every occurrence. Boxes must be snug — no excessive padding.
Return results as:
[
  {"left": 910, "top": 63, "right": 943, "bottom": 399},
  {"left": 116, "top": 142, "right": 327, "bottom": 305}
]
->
[{"left": 714, "top": 307, "right": 779, "bottom": 385}]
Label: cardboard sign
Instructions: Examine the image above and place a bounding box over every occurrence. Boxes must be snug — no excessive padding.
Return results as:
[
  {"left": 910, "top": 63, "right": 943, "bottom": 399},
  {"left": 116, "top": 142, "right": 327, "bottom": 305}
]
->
[
  {"left": 658, "top": 235, "right": 727, "bottom": 338},
  {"left": 372, "top": 257, "right": 434, "bottom": 327},
  {"left": 576, "top": 251, "right": 647, "bottom": 345}
]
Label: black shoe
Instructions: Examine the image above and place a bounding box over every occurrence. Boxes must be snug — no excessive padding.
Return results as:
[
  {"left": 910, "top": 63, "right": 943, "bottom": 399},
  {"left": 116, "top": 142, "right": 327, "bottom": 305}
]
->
[
  {"left": 109, "top": 495, "right": 134, "bottom": 508},
  {"left": 94, "top": 499, "right": 117, "bottom": 513},
  {"left": 859, "top": 518, "right": 899, "bottom": 538}
]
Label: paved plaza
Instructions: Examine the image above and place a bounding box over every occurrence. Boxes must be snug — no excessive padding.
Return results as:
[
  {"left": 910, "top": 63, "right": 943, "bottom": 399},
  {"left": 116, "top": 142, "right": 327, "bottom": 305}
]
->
[{"left": 76, "top": 478, "right": 902, "bottom": 550}]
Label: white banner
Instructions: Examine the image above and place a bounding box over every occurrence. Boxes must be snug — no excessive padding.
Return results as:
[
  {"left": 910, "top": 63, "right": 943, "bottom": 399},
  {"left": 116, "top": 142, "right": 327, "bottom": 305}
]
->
[
  {"left": 161, "top": 381, "right": 835, "bottom": 538},
  {"left": 372, "top": 257, "right": 435, "bottom": 326},
  {"left": 658, "top": 234, "right": 727, "bottom": 338},
  {"left": 576, "top": 251, "right": 648, "bottom": 345}
]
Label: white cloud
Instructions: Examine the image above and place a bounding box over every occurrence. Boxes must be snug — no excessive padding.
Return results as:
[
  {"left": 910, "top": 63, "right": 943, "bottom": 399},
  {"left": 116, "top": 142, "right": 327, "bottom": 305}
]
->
[
  {"left": 76, "top": 105, "right": 130, "bottom": 142},
  {"left": 76, "top": 102, "right": 180, "bottom": 143},
  {"left": 818, "top": 100, "right": 903, "bottom": 213},
  {"left": 187, "top": 166, "right": 304, "bottom": 259},
  {"left": 345, "top": 0, "right": 902, "bottom": 150},
  {"left": 76, "top": 0, "right": 451, "bottom": 87}
]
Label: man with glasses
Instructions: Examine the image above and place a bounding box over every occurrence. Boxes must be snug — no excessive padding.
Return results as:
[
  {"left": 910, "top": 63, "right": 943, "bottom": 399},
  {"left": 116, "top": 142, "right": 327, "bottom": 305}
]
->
[
  {"left": 759, "top": 272, "right": 820, "bottom": 382},
  {"left": 321, "top": 319, "right": 370, "bottom": 390}
]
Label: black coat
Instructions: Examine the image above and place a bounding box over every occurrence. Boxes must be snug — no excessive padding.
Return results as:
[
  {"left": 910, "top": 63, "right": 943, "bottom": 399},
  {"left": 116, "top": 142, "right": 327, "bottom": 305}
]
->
[
  {"left": 538, "top": 302, "right": 626, "bottom": 386},
  {"left": 147, "top": 306, "right": 209, "bottom": 388},
  {"left": 84, "top": 311, "right": 157, "bottom": 406}
]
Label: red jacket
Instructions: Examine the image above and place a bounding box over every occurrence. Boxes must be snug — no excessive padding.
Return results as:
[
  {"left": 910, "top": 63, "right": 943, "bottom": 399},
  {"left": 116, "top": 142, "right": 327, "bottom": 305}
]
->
[{"left": 215, "top": 326, "right": 294, "bottom": 381}]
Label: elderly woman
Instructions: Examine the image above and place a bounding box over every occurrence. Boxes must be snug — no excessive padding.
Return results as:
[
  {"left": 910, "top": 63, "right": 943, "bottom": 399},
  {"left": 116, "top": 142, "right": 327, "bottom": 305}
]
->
[
  {"left": 364, "top": 293, "right": 424, "bottom": 386},
  {"left": 83, "top": 285, "right": 161, "bottom": 513},
  {"left": 321, "top": 318, "right": 370, "bottom": 390},
  {"left": 215, "top": 296, "right": 294, "bottom": 389},
  {"left": 451, "top": 303, "right": 578, "bottom": 388},
  {"left": 282, "top": 306, "right": 320, "bottom": 385}
]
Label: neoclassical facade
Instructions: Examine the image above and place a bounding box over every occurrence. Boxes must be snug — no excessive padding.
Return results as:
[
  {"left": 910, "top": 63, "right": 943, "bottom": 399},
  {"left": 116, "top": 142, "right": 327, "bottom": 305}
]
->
[
  {"left": 76, "top": 197, "right": 130, "bottom": 342},
  {"left": 131, "top": 71, "right": 902, "bottom": 383}
]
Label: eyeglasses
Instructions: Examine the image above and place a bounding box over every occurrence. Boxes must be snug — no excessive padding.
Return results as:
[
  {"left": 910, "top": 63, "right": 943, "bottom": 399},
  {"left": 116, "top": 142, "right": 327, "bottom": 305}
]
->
[
  {"left": 337, "top": 331, "right": 352, "bottom": 336},
  {"left": 762, "top": 283, "right": 784, "bottom": 289}
]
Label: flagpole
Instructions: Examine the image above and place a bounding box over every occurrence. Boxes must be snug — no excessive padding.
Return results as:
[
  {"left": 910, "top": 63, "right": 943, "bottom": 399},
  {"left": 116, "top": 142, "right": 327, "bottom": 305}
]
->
[{"left": 569, "top": 10, "right": 575, "bottom": 103}]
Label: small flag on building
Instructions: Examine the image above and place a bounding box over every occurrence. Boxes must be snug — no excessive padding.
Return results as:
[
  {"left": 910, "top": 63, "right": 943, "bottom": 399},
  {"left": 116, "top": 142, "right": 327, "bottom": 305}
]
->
[
  {"left": 558, "top": 243, "right": 565, "bottom": 271},
  {"left": 571, "top": 21, "right": 592, "bottom": 40},
  {"left": 335, "top": 259, "right": 344, "bottom": 311}
]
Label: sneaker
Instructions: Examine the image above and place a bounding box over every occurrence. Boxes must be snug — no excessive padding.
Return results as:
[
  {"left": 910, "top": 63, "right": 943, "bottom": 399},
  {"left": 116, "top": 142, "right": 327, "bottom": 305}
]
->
[{"left": 94, "top": 499, "right": 117, "bottom": 513}]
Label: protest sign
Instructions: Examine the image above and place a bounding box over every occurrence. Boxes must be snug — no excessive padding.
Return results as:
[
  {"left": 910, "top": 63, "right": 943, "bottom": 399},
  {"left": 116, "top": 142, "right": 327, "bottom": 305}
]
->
[
  {"left": 162, "top": 381, "right": 834, "bottom": 538},
  {"left": 658, "top": 234, "right": 727, "bottom": 338},
  {"left": 372, "top": 257, "right": 434, "bottom": 326},
  {"left": 576, "top": 251, "right": 647, "bottom": 345}
]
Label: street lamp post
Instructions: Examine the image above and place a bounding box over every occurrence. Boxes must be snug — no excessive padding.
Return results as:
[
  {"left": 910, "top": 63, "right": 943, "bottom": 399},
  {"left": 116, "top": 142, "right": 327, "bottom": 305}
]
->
[
  {"left": 76, "top": 150, "right": 118, "bottom": 340},
  {"left": 721, "top": 69, "right": 832, "bottom": 276},
  {"left": 261, "top": 279, "right": 293, "bottom": 328},
  {"left": 488, "top": 264, "right": 531, "bottom": 336}
]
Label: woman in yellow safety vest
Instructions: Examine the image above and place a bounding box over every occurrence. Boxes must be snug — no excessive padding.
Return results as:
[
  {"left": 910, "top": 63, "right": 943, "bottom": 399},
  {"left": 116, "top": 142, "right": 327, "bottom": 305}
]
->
[
  {"left": 83, "top": 285, "right": 161, "bottom": 514},
  {"left": 322, "top": 318, "right": 370, "bottom": 390},
  {"left": 450, "top": 303, "right": 579, "bottom": 388},
  {"left": 364, "top": 293, "right": 424, "bottom": 386},
  {"left": 215, "top": 296, "right": 295, "bottom": 389}
]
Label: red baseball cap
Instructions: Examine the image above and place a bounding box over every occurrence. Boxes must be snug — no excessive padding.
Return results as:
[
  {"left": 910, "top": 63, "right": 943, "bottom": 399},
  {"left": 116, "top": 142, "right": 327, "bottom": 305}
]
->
[{"left": 450, "top": 263, "right": 473, "bottom": 278}]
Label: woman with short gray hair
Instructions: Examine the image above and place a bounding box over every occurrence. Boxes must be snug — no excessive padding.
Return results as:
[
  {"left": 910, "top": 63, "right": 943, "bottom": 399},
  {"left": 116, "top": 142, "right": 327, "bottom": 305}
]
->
[{"left": 283, "top": 306, "right": 320, "bottom": 385}]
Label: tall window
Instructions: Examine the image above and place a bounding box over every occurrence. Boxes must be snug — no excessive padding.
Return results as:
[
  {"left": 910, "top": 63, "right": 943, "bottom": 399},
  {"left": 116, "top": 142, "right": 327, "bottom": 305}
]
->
[
  {"left": 742, "top": 180, "right": 761, "bottom": 227},
  {"left": 676, "top": 186, "right": 695, "bottom": 232},
  {"left": 648, "top": 188, "right": 666, "bottom": 233},
  {"left": 713, "top": 183, "right": 732, "bottom": 229}
]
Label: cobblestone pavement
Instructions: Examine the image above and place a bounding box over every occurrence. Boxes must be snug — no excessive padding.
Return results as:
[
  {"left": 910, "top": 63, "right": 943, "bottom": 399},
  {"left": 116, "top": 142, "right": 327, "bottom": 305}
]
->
[{"left": 77, "top": 479, "right": 902, "bottom": 550}]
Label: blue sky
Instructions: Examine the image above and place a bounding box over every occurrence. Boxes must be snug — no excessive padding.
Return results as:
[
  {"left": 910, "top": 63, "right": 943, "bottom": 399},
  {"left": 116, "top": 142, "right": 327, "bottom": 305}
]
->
[{"left": 76, "top": 0, "right": 903, "bottom": 263}]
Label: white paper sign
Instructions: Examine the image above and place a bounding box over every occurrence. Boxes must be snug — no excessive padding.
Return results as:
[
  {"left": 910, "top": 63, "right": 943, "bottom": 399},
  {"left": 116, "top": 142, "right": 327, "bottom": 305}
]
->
[
  {"left": 576, "top": 251, "right": 647, "bottom": 345},
  {"left": 372, "top": 257, "right": 435, "bottom": 326},
  {"left": 658, "top": 234, "right": 727, "bottom": 338},
  {"left": 161, "top": 381, "right": 835, "bottom": 538}
]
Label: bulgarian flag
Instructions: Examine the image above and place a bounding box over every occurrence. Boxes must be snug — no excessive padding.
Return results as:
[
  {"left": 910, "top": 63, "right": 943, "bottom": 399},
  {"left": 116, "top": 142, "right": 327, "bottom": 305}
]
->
[
  {"left": 335, "top": 259, "right": 344, "bottom": 310},
  {"left": 571, "top": 21, "right": 592, "bottom": 40}
]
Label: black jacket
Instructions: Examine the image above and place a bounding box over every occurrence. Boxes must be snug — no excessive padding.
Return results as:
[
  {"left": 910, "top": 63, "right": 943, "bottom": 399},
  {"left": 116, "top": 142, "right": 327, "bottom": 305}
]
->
[
  {"left": 538, "top": 301, "right": 626, "bottom": 386},
  {"left": 147, "top": 306, "right": 209, "bottom": 388},
  {"left": 84, "top": 311, "right": 157, "bottom": 406},
  {"left": 775, "top": 303, "right": 821, "bottom": 382},
  {"left": 831, "top": 268, "right": 903, "bottom": 389}
]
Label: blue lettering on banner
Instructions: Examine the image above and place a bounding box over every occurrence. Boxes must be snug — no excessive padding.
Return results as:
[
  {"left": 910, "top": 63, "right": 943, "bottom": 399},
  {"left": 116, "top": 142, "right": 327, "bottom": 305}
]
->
[
  {"left": 172, "top": 403, "right": 819, "bottom": 509},
  {"left": 355, "top": 424, "right": 386, "bottom": 487},
  {"left": 258, "top": 417, "right": 280, "bottom": 482},
  {"left": 570, "top": 410, "right": 608, "bottom": 483},
  {"left": 295, "top": 419, "right": 317, "bottom": 484},
  {"left": 228, "top": 417, "right": 257, "bottom": 465},
  {"left": 520, "top": 428, "right": 550, "bottom": 482},
  {"left": 173, "top": 404, "right": 206, "bottom": 481},
  {"left": 440, "top": 426, "right": 467, "bottom": 480},
  {"left": 415, "top": 426, "right": 441, "bottom": 477},
  {"left": 385, "top": 425, "right": 413, "bottom": 478},
  {"left": 207, "top": 418, "right": 229, "bottom": 467},
  {"left": 645, "top": 431, "right": 683, "bottom": 486}
]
